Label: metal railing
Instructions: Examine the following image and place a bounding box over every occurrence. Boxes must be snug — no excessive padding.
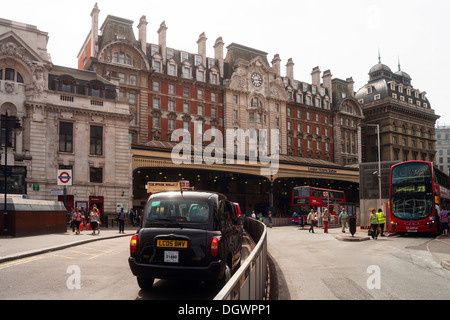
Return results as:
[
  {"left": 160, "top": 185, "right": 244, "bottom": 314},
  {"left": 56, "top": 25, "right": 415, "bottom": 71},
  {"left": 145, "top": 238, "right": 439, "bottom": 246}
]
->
[{"left": 214, "top": 217, "right": 268, "bottom": 300}]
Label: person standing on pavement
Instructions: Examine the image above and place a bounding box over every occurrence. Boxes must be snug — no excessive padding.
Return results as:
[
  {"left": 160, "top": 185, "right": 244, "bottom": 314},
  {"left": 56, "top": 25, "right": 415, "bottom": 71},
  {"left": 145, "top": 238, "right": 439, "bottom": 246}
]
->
[
  {"left": 90, "top": 208, "right": 100, "bottom": 235},
  {"left": 322, "top": 208, "right": 330, "bottom": 233},
  {"left": 72, "top": 207, "right": 82, "bottom": 235},
  {"left": 129, "top": 208, "right": 135, "bottom": 226},
  {"left": 92, "top": 204, "right": 101, "bottom": 234},
  {"left": 377, "top": 208, "right": 386, "bottom": 236},
  {"left": 117, "top": 208, "right": 127, "bottom": 234},
  {"left": 439, "top": 206, "right": 449, "bottom": 236},
  {"left": 370, "top": 209, "right": 379, "bottom": 239},
  {"left": 268, "top": 211, "right": 273, "bottom": 228},
  {"left": 307, "top": 209, "right": 316, "bottom": 233},
  {"left": 339, "top": 207, "right": 348, "bottom": 233}
]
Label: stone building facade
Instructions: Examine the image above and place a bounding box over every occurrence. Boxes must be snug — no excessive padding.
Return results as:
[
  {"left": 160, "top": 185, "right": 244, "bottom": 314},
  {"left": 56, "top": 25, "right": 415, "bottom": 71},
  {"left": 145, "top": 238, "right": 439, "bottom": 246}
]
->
[
  {"left": 0, "top": 17, "right": 132, "bottom": 218},
  {"left": 355, "top": 61, "right": 439, "bottom": 163},
  {"left": 436, "top": 125, "right": 450, "bottom": 174},
  {"left": 79, "top": 4, "right": 363, "bottom": 168}
]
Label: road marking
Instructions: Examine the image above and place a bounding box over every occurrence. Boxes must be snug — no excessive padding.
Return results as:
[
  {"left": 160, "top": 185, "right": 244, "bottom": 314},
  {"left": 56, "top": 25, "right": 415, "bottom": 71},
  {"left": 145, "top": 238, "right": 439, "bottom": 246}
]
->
[{"left": 0, "top": 256, "right": 46, "bottom": 270}]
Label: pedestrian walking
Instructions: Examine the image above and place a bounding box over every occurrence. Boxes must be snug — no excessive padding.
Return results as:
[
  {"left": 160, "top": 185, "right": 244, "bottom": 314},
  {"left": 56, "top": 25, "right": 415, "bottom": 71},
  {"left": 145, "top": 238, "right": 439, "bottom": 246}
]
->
[
  {"left": 90, "top": 207, "right": 100, "bottom": 235},
  {"left": 117, "top": 208, "right": 126, "bottom": 233},
  {"left": 307, "top": 209, "right": 316, "bottom": 233},
  {"left": 439, "top": 206, "right": 449, "bottom": 236},
  {"left": 92, "top": 204, "right": 101, "bottom": 234},
  {"left": 72, "top": 207, "right": 82, "bottom": 235},
  {"left": 257, "top": 212, "right": 263, "bottom": 222},
  {"left": 268, "top": 211, "right": 273, "bottom": 228},
  {"left": 251, "top": 211, "right": 256, "bottom": 219},
  {"left": 377, "top": 208, "right": 386, "bottom": 236},
  {"left": 369, "top": 209, "right": 379, "bottom": 239},
  {"left": 129, "top": 208, "right": 135, "bottom": 226},
  {"left": 339, "top": 207, "right": 348, "bottom": 233},
  {"left": 322, "top": 208, "right": 330, "bottom": 233}
]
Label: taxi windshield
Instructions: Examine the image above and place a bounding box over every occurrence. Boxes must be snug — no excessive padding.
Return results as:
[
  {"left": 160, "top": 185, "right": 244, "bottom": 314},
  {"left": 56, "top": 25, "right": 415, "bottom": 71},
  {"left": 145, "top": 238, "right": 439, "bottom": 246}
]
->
[{"left": 145, "top": 199, "right": 210, "bottom": 223}]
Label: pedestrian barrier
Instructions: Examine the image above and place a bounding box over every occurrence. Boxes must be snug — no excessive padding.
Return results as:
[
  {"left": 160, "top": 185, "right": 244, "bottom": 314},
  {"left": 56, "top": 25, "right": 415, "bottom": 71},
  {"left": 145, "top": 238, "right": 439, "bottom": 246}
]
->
[{"left": 214, "top": 217, "right": 268, "bottom": 300}]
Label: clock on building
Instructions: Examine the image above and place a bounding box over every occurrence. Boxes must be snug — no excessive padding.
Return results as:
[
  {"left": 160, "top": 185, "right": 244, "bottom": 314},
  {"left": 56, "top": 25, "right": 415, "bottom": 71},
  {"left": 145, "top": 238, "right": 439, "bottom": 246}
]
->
[{"left": 251, "top": 72, "right": 263, "bottom": 87}]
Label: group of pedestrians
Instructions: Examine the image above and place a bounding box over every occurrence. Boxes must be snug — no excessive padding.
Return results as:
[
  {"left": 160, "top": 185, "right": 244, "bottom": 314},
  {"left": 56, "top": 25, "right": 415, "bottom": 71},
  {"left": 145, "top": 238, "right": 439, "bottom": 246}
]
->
[
  {"left": 305, "top": 207, "right": 356, "bottom": 234},
  {"left": 249, "top": 210, "right": 273, "bottom": 228},
  {"left": 369, "top": 208, "right": 386, "bottom": 240},
  {"left": 70, "top": 204, "right": 102, "bottom": 235}
]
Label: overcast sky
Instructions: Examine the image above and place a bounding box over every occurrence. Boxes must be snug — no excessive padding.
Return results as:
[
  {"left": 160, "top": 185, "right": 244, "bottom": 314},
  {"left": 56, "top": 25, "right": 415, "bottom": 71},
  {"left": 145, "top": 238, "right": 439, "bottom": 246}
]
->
[{"left": 3, "top": 0, "right": 449, "bottom": 125}]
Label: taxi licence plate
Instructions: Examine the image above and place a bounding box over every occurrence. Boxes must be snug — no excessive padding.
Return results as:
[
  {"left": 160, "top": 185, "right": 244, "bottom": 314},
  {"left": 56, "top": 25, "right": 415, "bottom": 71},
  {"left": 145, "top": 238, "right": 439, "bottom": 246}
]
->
[
  {"left": 156, "top": 239, "right": 188, "bottom": 248},
  {"left": 164, "top": 251, "right": 179, "bottom": 263}
]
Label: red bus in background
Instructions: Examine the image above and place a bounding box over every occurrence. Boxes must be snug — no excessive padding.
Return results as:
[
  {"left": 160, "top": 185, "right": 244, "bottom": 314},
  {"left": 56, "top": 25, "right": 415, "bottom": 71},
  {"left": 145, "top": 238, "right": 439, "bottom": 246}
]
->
[
  {"left": 389, "top": 161, "right": 450, "bottom": 234},
  {"left": 291, "top": 186, "right": 345, "bottom": 225}
]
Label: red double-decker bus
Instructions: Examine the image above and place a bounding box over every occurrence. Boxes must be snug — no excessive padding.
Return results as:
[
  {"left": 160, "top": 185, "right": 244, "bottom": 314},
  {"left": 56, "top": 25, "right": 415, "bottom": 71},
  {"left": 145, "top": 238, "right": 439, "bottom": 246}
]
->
[
  {"left": 389, "top": 161, "right": 450, "bottom": 234},
  {"left": 291, "top": 186, "right": 345, "bottom": 225}
]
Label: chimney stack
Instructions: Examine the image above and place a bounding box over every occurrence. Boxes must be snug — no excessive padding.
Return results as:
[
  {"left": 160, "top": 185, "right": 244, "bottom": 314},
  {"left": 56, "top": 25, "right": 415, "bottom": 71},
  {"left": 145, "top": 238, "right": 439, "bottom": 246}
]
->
[
  {"left": 322, "top": 70, "right": 332, "bottom": 101},
  {"left": 137, "top": 15, "right": 148, "bottom": 54},
  {"left": 214, "top": 37, "right": 224, "bottom": 76},
  {"left": 197, "top": 32, "right": 207, "bottom": 66},
  {"left": 311, "top": 66, "right": 321, "bottom": 89},
  {"left": 90, "top": 3, "right": 100, "bottom": 57},
  {"left": 158, "top": 21, "right": 168, "bottom": 63},
  {"left": 272, "top": 54, "right": 281, "bottom": 77},
  {"left": 346, "top": 77, "right": 354, "bottom": 97},
  {"left": 286, "top": 58, "right": 294, "bottom": 82}
]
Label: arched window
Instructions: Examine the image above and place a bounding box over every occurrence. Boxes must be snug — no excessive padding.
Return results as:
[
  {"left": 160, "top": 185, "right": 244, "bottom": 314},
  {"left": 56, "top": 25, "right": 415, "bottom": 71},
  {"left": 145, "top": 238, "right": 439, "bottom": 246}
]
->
[
  {"left": 1, "top": 68, "right": 24, "bottom": 83},
  {"left": 250, "top": 97, "right": 262, "bottom": 109}
]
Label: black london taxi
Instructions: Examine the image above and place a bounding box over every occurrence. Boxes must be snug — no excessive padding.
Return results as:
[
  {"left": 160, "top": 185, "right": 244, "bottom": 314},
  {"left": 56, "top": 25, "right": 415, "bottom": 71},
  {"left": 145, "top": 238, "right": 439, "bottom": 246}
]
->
[{"left": 128, "top": 191, "right": 242, "bottom": 290}]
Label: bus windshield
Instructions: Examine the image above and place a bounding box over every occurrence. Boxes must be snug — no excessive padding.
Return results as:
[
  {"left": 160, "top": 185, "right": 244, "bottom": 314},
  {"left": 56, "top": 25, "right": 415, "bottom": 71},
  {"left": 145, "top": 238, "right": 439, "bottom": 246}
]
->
[
  {"left": 293, "top": 187, "right": 310, "bottom": 198},
  {"left": 391, "top": 162, "right": 433, "bottom": 221}
]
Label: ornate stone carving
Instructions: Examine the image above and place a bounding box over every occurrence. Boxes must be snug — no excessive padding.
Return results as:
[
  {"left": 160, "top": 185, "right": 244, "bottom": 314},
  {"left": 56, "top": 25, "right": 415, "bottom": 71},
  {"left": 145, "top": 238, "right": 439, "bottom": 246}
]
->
[
  {"left": 0, "top": 41, "right": 33, "bottom": 67},
  {"left": 31, "top": 63, "right": 47, "bottom": 98}
]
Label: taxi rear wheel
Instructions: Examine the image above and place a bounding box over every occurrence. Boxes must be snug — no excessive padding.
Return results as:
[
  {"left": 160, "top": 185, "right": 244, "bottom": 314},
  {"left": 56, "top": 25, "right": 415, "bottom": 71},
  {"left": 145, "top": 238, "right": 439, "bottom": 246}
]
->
[{"left": 137, "top": 276, "right": 154, "bottom": 291}]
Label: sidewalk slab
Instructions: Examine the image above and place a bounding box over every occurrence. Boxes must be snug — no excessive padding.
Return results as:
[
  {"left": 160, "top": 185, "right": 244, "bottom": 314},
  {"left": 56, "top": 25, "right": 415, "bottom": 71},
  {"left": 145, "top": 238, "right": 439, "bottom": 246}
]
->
[{"left": 0, "top": 226, "right": 138, "bottom": 264}]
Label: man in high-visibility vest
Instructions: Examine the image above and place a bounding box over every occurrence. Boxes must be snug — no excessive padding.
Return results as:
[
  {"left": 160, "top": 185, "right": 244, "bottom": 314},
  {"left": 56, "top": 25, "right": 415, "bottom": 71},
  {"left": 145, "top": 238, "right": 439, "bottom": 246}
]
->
[{"left": 377, "top": 208, "right": 386, "bottom": 236}]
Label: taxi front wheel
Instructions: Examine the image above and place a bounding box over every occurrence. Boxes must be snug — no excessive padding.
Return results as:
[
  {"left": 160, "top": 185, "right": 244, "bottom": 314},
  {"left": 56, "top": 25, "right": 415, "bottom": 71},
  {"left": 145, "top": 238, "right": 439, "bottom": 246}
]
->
[{"left": 137, "top": 276, "right": 155, "bottom": 291}]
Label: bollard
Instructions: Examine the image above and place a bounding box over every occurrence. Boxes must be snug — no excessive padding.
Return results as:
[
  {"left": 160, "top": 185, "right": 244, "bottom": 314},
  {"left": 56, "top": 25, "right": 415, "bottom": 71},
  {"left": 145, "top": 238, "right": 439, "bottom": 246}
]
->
[{"left": 349, "top": 216, "right": 357, "bottom": 236}]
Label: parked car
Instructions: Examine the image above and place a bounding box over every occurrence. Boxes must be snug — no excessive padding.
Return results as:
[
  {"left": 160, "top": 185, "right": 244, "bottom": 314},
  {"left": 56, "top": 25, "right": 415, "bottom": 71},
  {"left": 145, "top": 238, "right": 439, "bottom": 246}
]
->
[{"left": 128, "top": 191, "right": 243, "bottom": 290}]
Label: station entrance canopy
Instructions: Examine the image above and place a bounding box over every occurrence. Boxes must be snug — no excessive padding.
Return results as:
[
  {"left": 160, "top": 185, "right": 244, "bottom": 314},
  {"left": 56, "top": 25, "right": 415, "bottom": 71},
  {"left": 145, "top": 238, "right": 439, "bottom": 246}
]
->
[{"left": 132, "top": 141, "right": 359, "bottom": 183}]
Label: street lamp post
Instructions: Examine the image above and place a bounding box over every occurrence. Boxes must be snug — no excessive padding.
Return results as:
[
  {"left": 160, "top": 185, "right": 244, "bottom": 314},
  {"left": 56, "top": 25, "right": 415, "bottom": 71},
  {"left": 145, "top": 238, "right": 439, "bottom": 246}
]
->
[{"left": 2, "top": 112, "right": 22, "bottom": 236}]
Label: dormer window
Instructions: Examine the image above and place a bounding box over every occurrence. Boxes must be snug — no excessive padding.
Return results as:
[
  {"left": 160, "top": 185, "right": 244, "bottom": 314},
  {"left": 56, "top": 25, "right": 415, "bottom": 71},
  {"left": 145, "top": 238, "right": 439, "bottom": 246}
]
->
[
  {"left": 183, "top": 66, "right": 191, "bottom": 79},
  {"left": 151, "top": 45, "right": 159, "bottom": 56},
  {"left": 181, "top": 52, "right": 188, "bottom": 62},
  {"left": 168, "top": 63, "right": 176, "bottom": 76},
  {"left": 197, "top": 70, "right": 204, "bottom": 82},
  {"left": 195, "top": 55, "right": 202, "bottom": 66},
  {"left": 167, "top": 48, "right": 174, "bottom": 59}
]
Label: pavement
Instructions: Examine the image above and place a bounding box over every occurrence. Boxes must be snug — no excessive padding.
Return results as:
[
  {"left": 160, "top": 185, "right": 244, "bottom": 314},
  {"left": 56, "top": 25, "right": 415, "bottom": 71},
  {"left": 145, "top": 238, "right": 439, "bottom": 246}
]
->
[
  {"left": 1, "top": 223, "right": 449, "bottom": 272},
  {"left": 0, "top": 224, "right": 138, "bottom": 264},
  {"left": 329, "top": 225, "right": 450, "bottom": 271}
]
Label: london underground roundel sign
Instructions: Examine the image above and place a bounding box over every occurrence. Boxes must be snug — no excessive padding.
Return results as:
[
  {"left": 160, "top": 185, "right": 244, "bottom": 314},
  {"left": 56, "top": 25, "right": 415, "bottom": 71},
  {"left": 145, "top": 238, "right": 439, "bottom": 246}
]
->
[{"left": 57, "top": 169, "right": 73, "bottom": 186}]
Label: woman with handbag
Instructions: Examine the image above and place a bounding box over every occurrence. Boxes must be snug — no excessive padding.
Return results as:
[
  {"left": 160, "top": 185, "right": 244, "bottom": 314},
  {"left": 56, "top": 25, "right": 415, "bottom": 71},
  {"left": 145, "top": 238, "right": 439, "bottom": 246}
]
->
[{"left": 370, "top": 209, "right": 379, "bottom": 239}]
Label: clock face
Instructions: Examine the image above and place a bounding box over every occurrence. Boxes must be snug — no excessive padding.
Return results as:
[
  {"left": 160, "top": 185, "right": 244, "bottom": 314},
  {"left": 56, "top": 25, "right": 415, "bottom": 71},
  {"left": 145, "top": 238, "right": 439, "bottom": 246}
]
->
[{"left": 251, "top": 73, "right": 263, "bottom": 87}]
